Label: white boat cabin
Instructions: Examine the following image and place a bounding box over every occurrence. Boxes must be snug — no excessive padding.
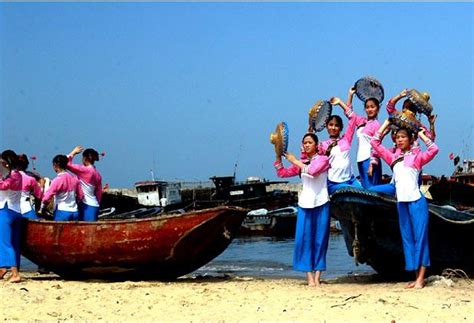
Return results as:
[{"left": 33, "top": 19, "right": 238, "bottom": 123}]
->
[{"left": 134, "top": 181, "right": 182, "bottom": 207}]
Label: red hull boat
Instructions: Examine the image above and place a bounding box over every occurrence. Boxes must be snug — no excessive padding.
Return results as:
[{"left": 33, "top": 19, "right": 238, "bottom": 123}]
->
[{"left": 21, "top": 206, "right": 247, "bottom": 280}]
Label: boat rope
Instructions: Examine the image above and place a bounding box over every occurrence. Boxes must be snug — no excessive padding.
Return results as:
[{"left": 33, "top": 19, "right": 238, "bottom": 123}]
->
[
  {"left": 351, "top": 211, "right": 360, "bottom": 266},
  {"left": 442, "top": 268, "right": 472, "bottom": 284}
]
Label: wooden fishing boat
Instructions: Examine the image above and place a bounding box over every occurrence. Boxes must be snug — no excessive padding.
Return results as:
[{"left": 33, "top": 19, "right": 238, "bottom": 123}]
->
[
  {"left": 21, "top": 206, "right": 247, "bottom": 280},
  {"left": 330, "top": 187, "right": 474, "bottom": 278}
]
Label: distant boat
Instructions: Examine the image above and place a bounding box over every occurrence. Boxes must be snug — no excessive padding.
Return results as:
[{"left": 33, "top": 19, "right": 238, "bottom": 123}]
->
[
  {"left": 239, "top": 206, "right": 297, "bottom": 237},
  {"left": 239, "top": 206, "right": 341, "bottom": 237},
  {"left": 428, "top": 159, "right": 474, "bottom": 210},
  {"left": 330, "top": 187, "right": 474, "bottom": 278},
  {"left": 21, "top": 206, "right": 247, "bottom": 280},
  {"left": 190, "top": 176, "right": 298, "bottom": 211},
  {"left": 102, "top": 176, "right": 298, "bottom": 214}
]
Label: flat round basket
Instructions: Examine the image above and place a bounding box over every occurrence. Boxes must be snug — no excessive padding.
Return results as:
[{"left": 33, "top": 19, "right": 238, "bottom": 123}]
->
[
  {"left": 270, "top": 122, "right": 289, "bottom": 157},
  {"left": 407, "top": 89, "right": 433, "bottom": 116},
  {"left": 308, "top": 100, "right": 332, "bottom": 133},
  {"left": 389, "top": 111, "right": 421, "bottom": 134},
  {"left": 354, "top": 76, "right": 384, "bottom": 103}
]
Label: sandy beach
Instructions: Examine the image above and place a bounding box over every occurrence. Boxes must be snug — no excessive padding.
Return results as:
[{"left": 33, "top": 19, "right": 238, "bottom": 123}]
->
[{"left": 1, "top": 272, "right": 472, "bottom": 321}]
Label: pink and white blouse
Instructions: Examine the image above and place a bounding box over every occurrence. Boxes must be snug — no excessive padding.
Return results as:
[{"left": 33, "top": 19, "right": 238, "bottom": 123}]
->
[
  {"left": 42, "top": 172, "right": 84, "bottom": 212},
  {"left": 345, "top": 105, "right": 381, "bottom": 162},
  {"left": 0, "top": 170, "right": 22, "bottom": 213},
  {"left": 20, "top": 171, "right": 43, "bottom": 214},
  {"left": 319, "top": 114, "right": 358, "bottom": 183},
  {"left": 67, "top": 155, "right": 102, "bottom": 207},
  {"left": 274, "top": 155, "right": 330, "bottom": 208},
  {"left": 371, "top": 133, "right": 439, "bottom": 202}
]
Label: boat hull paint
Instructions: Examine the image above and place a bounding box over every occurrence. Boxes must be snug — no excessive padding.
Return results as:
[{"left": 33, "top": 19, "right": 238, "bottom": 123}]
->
[
  {"left": 330, "top": 188, "right": 474, "bottom": 278},
  {"left": 21, "top": 206, "right": 247, "bottom": 280}
]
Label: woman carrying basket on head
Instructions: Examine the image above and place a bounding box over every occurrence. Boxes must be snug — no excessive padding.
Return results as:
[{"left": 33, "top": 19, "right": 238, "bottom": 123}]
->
[
  {"left": 345, "top": 85, "right": 383, "bottom": 189},
  {"left": 318, "top": 97, "right": 363, "bottom": 194},
  {"left": 371, "top": 119, "right": 438, "bottom": 288}
]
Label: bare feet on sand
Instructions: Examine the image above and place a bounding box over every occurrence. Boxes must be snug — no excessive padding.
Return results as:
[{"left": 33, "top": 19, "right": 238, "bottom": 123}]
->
[
  {"left": 8, "top": 275, "right": 21, "bottom": 283},
  {"left": 405, "top": 281, "right": 416, "bottom": 289},
  {"left": 0, "top": 268, "right": 7, "bottom": 279}
]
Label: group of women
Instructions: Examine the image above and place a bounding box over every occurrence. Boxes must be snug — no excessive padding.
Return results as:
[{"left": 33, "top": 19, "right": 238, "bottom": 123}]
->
[
  {"left": 274, "top": 86, "right": 439, "bottom": 288},
  {"left": 0, "top": 146, "right": 103, "bottom": 282}
]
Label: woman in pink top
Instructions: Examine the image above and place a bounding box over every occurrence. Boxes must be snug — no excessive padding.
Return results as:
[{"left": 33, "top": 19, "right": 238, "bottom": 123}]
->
[
  {"left": 345, "top": 87, "right": 382, "bottom": 189},
  {"left": 17, "top": 154, "right": 44, "bottom": 219},
  {"left": 67, "top": 146, "right": 102, "bottom": 222},
  {"left": 0, "top": 150, "right": 23, "bottom": 283},
  {"left": 41, "top": 155, "right": 84, "bottom": 221},
  {"left": 371, "top": 120, "right": 439, "bottom": 288},
  {"left": 274, "top": 133, "right": 330, "bottom": 286},
  {"left": 319, "top": 97, "right": 362, "bottom": 194}
]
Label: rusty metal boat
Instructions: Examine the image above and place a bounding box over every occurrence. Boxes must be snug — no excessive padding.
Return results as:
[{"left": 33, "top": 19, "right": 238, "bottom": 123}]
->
[{"left": 21, "top": 206, "right": 247, "bottom": 280}]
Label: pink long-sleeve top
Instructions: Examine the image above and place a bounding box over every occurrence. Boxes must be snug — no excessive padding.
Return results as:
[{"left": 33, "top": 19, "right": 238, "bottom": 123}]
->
[
  {"left": 345, "top": 105, "right": 381, "bottom": 162},
  {"left": 274, "top": 154, "right": 330, "bottom": 208},
  {"left": 371, "top": 133, "right": 439, "bottom": 202},
  {"left": 67, "top": 155, "right": 102, "bottom": 207},
  {"left": 20, "top": 171, "right": 43, "bottom": 214},
  {"left": 42, "top": 171, "right": 84, "bottom": 212},
  {"left": 319, "top": 114, "right": 358, "bottom": 183},
  {"left": 386, "top": 101, "right": 435, "bottom": 141},
  {"left": 0, "top": 170, "right": 22, "bottom": 213}
]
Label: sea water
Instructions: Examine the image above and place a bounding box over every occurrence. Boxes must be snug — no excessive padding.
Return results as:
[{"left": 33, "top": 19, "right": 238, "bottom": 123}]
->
[
  {"left": 190, "top": 233, "right": 374, "bottom": 279},
  {"left": 21, "top": 233, "right": 374, "bottom": 279}
]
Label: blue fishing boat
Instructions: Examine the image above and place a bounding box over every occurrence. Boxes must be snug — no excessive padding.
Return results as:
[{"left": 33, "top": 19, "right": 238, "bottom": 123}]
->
[{"left": 330, "top": 187, "right": 474, "bottom": 278}]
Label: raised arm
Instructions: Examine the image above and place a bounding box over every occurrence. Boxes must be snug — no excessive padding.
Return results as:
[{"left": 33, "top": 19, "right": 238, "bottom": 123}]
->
[
  {"left": 346, "top": 86, "right": 356, "bottom": 109},
  {"left": 427, "top": 114, "right": 437, "bottom": 141},
  {"left": 416, "top": 129, "right": 439, "bottom": 167},
  {"left": 330, "top": 96, "right": 352, "bottom": 116},
  {"left": 387, "top": 89, "right": 408, "bottom": 114},
  {"left": 370, "top": 119, "right": 396, "bottom": 166}
]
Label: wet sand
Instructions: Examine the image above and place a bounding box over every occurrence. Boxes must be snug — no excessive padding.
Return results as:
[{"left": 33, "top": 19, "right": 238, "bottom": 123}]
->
[{"left": 1, "top": 272, "right": 472, "bottom": 321}]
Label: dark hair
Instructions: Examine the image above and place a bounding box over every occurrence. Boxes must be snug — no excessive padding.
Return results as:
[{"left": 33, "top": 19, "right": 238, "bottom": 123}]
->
[
  {"left": 52, "top": 154, "right": 69, "bottom": 169},
  {"left": 17, "top": 154, "right": 30, "bottom": 171},
  {"left": 326, "top": 115, "right": 344, "bottom": 130},
  {"left": 83, "top": 148, "right": 99, "bottom": 164},
  {"left": 365, "top": 98, "right": 380, "bottom": 109},
  {"left": 302, "top": 132, "right": 319, "bottom": 145},
  {"left": 1, "top": 150, "right": 18, "bottom": 169},
  {"left": 395, "top": 127, "right": 415, "bottom": 140},
  {"left": 402, "top": 99, "right": 417, "bottom": 114}
]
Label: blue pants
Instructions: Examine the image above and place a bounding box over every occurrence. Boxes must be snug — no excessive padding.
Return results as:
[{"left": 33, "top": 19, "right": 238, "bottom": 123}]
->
[
  {"left": 358, "top": 159, "right": 382, "bottom": 189},
  {"left": 396, "top": 196, "right": 430, "bottom": 271},
  {"left": 54, "top": 209, "right": 79, "bottom": 221},
  {"left": 293, "top": 203, "right": 330, "bottom": 272},
  {"left": 22, "top": 209, "right": 39, "bottom": 220},
  {"left": 79, "top": 203, "right": 99, "bottom": 222},
  {"left": 328, "top": 176, "right": 363, "bottom": 195},
  {"left": 0, "top": 207, "right": 22, "bottom": 268},
  {"left": 368, "top": 182, "right": 396, "bottom": 197}
]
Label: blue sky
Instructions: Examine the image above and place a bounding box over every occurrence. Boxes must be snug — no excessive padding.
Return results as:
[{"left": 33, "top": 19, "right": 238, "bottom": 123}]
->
[{"left": 1, "top": 2, "right": 472, "bottom": 187}]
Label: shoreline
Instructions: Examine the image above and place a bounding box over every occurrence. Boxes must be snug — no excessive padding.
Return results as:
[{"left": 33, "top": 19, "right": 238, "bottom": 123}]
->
[{"left": 1, "top": 272, "right": 472, "bottom": 321}]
